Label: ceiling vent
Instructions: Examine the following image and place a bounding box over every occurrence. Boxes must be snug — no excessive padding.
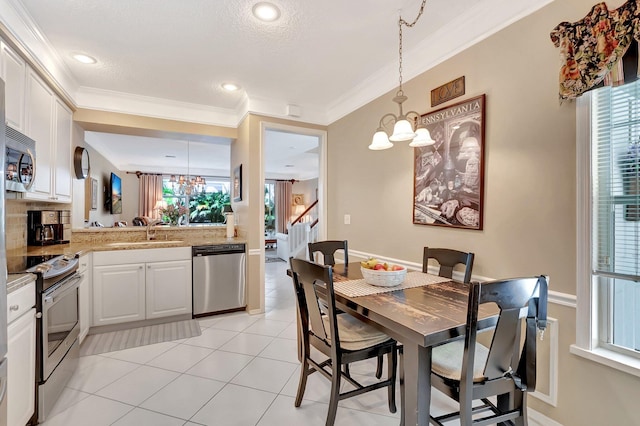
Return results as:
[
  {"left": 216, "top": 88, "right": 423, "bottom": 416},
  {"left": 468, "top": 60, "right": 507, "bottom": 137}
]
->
[{"left": 286, "top": 104, "right": 301, "bottom": 118}]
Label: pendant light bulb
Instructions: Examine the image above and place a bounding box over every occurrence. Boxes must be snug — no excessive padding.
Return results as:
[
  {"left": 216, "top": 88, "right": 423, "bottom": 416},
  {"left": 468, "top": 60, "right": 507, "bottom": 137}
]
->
[
  {"left": 409, "top": 127, "right": 436, "bottom": 147},
  {"left": 369, "top": 128, "right": 394, "bottom": 150},
  {"left": 389, "top": 117, "right": 416, "bottom": 142}
]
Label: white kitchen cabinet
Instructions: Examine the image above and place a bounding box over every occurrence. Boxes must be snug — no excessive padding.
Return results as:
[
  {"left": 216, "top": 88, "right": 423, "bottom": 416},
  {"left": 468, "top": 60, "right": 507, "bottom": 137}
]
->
[
  {"left": 78, "top": 254, "right": 92, "bottom": 343},
  {"left": 92, "top": 248, "right": 192, "bottom": 326},
  {"left": 0, "top": 41, "right": 26, "bottom": 132},
  {"left": 24, "top": 68, "right": 72, "bottom": 202},
  {"left": 53, "top": 98, "right": 72, "bottom": 200},
  {"left": 146, "top": 260, "right": 192, "bottom": 319},
  {"left": 93, "top": 263, "right": 146, "bottom": 326},
  {"left": 7, "top": 279, "right": 36, "bottom": 426}
]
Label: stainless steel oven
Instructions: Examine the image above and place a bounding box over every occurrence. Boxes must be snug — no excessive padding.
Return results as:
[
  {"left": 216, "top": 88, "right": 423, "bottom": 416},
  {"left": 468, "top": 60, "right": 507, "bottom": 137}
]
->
[
  {"left": 41, "top": 270, "right": 80, "bottom": 380},
  {"left": 26, "top": 255, "right": 80, "bottom": 423}
]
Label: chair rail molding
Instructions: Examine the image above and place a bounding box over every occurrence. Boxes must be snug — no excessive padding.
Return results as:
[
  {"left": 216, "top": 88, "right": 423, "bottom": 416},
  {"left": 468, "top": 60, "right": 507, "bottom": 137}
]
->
[{"left": 350, "top": 250, "right": 576, "bottom": 308}]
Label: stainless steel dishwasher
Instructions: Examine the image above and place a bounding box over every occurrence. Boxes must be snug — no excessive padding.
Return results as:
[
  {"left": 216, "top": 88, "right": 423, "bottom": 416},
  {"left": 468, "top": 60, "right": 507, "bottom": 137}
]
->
[{"left": 192, "top": 243, "right": 246, "bottom": 316}]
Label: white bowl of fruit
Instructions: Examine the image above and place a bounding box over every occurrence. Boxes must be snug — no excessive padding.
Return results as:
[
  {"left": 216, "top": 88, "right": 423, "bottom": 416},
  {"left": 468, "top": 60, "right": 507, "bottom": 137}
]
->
[{"left": 360, "top": 258, "right": 407, "bottom": 287}]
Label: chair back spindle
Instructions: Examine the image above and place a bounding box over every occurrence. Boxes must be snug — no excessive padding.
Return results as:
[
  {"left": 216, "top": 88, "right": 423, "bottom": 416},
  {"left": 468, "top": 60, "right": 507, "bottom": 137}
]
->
[
  {"left": 308, "top": 240, "right": 348, "bottom": 266},
  {"left": 423, "top": 247, "right": 474, "bottom": 283}
]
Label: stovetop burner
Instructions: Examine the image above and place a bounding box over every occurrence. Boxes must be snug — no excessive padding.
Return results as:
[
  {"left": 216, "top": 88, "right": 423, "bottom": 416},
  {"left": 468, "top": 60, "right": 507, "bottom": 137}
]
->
[{"left": 26, "top": 255, "right": 60, "bottom": 269}]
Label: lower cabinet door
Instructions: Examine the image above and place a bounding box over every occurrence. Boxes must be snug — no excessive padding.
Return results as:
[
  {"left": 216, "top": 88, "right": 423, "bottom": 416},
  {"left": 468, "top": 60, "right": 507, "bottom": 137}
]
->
[
  {"left": 8, "top": 308, "right": 36, "bottom": 426},
  {"left": 93, "top": 263, "right": 145, "bottom": 326},
  {"left": 146, "top": 260, "right": 192, "bottom": 319},
  {"left": 79, "top": 271, "right": 90, "bottom": 343}
]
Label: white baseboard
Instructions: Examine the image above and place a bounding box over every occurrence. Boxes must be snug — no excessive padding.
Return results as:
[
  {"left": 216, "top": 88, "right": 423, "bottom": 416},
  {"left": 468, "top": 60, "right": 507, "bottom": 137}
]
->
[{"left": 529, "top": 408, "right": 563, "bottom": 426}]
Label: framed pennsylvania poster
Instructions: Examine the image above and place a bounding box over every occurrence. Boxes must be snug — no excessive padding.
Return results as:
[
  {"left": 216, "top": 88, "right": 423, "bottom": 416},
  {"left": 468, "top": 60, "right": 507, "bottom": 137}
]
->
[{"left": 413, "top": 94, "right": 485, "bottom": 230}]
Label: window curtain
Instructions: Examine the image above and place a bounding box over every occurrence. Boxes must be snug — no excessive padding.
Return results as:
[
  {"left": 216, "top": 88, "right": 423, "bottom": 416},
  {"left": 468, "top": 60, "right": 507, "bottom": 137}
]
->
[
  {"left": 275, "top": 180, "right": 292, "bottom": 234},
  {"left": 138, "top": 174, "right": 163, "bottom": 219},
  {"left": 550, "top": 1, "right": 640, "bottom": 100}
]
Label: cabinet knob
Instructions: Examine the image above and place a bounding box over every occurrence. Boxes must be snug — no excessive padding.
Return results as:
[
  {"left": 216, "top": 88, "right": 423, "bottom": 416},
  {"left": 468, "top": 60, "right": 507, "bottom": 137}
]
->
[
  {"left": 9, "top": 305, "right": 19, "bottom": 311},
  {"left": 35, "top": 312, "right": 42, "bottom": 319}
]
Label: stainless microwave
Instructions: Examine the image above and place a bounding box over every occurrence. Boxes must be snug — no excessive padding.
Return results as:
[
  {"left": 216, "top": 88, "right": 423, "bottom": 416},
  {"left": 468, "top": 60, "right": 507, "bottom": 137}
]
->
[{"left": 5, "top": 125, "right": 35, "bottom": 192}]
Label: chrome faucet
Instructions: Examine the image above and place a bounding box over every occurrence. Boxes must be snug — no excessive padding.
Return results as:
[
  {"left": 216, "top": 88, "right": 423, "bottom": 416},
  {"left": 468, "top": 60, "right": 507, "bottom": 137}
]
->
[{"left": 146, "top": 219, "right": 163, "bottom": 240}]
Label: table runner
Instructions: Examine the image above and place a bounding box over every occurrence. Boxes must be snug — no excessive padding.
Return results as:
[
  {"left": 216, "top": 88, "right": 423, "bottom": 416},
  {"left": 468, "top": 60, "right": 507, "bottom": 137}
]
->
[{"left": 333, "top": 271, "right": 451, "bottom": 297}]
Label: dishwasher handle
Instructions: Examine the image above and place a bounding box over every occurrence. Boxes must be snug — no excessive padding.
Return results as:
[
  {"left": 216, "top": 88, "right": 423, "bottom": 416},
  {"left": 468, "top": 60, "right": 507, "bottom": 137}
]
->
[{"left": 192, "top": 244, "right": 246, "bottom": 257}]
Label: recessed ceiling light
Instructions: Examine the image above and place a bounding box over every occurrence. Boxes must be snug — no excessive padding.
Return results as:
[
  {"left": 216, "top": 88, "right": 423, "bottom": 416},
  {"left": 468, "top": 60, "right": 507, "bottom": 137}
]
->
[
  {"left": 252, "top": 2, "right": 281, "bottom": 22},
  {"left": 221, "top": 82, "right": 241, "bottom": 92},
  {"left": 72, "top": 53, "right": 97, "bottom": 64}
]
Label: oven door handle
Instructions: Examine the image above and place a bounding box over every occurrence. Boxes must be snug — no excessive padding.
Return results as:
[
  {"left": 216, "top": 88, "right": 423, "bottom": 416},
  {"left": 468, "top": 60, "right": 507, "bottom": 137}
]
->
[{"left": 43, "top": 274, "right": 81, "bottom": 305}]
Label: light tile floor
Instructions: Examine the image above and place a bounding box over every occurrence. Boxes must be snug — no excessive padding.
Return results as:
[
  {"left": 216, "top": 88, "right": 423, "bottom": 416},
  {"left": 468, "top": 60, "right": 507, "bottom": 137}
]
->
[{"left": 41, "top": 259, "right": 459, "bottom": 426}]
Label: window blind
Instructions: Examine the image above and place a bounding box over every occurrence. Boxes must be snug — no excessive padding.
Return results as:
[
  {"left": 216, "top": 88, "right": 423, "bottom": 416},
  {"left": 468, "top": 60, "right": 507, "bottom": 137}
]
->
[{"left": 592, "top": 83, "right": 640, "bottom": 282}]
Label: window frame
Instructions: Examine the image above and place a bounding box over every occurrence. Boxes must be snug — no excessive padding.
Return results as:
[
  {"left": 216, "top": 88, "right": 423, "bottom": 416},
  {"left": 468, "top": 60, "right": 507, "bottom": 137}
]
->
[
  {"left": 161, "top": 175, "right": 231, "bottom": 225},
  {"left": 572, "top": 92, "right": 640, "bottom": 377}
]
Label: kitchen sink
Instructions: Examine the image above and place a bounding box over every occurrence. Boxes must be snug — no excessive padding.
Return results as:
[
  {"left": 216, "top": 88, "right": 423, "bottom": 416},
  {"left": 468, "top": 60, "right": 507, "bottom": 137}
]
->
[{"left": 105, "top": 240, "right": 184, "bottom": 247}]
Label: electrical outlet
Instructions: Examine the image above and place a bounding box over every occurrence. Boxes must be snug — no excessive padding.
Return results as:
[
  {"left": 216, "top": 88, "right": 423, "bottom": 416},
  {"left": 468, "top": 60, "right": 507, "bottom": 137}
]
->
[{"left": 344, "top": 214, "right": 351, "bottom": 225}]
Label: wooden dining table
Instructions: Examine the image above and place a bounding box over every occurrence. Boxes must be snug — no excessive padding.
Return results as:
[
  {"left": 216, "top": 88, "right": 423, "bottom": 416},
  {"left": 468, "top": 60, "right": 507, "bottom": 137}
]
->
[{"left": 328, "top": 263, "right": 498, "bottom": 426}]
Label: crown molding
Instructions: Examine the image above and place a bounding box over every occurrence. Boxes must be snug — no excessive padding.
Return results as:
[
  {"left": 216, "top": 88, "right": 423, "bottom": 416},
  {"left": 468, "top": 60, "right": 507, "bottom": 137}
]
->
[
  {"left": 0, "top": 0, "right": 79, "bottom": 100},
  {"left": 0, "top": 0, "right": 553, "bottom": 128},
  {"left": 325, "top": 0, "right": 554, "bottom": 124},
  {"left": 74, "top": 86, "right": 240, "bottom": 128}
]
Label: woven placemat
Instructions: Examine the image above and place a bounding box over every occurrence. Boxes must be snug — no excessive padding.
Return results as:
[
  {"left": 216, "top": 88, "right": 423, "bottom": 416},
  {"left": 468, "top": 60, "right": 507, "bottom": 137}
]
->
[{"left": 333, "top": 272, "right": 451, "bottom": 297}]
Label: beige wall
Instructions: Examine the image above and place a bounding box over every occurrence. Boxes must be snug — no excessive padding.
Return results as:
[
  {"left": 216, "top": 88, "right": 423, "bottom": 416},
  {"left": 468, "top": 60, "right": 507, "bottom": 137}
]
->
[
  {"left": 71, "top": 138, "right": 127, "bottom": 228},
  {"left": 234, "top": 114, "right": 326, "bottom": 312},
  {"left": 292, "top": 178, "right": 318, "bottom": 208},
  {"left": 326, "top": 0, "right": 639, "bottom": 424}
]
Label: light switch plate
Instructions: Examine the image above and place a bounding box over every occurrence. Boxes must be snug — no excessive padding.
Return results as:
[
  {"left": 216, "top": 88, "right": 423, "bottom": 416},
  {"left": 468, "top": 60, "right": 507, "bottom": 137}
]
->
[{"left": 344, "top": 214, "right": 351, "bottom": 225}]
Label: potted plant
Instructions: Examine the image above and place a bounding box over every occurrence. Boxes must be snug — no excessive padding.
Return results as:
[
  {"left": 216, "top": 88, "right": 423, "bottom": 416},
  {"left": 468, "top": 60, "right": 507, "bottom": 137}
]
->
[{"left": 161, "top": 202, "right": 189, "bottom": 226}]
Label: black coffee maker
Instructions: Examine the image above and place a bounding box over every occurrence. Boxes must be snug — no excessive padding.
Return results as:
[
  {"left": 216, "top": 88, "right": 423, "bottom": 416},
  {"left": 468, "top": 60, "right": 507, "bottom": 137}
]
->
[{"left": 27, "top": 210, "right": 70, "bottom": 246}]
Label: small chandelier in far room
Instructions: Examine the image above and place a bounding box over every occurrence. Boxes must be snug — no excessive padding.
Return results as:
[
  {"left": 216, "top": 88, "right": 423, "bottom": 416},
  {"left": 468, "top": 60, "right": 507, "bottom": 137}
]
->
[
  {"left": 369, "top": 0, "right": 435, "bottom": 151},
  {"left": 169, "top": 174, "right": 207, "bottom": 196}
]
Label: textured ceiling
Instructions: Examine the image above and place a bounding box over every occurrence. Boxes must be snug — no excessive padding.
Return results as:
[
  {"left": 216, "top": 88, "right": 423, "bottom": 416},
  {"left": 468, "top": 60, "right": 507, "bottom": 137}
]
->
[
  {"left": 13, "top": 0, "right": 546, "bottom": 179},
  {"left": 19, "top": 0, "right": 504, "bottom": 112}
]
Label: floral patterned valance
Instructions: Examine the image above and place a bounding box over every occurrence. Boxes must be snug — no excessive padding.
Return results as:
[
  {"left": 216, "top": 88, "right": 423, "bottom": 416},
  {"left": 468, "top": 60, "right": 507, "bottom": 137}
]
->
[{"left": 550, "top": 1, "right": 640, "bottom": 100}]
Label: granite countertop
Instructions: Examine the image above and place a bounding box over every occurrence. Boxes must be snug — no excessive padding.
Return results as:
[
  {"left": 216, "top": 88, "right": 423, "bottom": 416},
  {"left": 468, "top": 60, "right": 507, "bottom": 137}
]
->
[
  {"left": 17, "top": 236, "right": 246, "bottom": 257},
  {"left": 7, "top": 273, "right": 37, "bottom": 294}
]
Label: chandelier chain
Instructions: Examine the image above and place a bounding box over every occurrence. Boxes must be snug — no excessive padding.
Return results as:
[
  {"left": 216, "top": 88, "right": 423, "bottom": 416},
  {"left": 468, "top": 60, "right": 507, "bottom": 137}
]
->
[{"left": 397, "top": 0, "right": 428, "bottom": 92}]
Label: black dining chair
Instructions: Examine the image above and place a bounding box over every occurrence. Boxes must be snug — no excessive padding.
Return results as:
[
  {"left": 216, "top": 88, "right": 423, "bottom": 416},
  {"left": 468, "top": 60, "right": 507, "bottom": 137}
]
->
[
  {"left": 308, "top": 240, "right": 348, "bottom": 266},
  {"left": 399, "top": 247, "right": 476, "bottom": 423},
  {"left": 429, "top": 275, "right": 548, "bottom": 426},
  {"left": 423, "top": 247, "right": 475, "bottom": 283},
  {"left": 289, "top": 257, "right": 398, "bottom": 426},
  {"left": 307, "top": 240, "right": 385, "bottom": 378}
]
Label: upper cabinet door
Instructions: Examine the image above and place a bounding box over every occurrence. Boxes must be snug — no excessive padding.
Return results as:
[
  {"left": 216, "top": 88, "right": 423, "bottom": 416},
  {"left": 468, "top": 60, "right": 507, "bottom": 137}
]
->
[
  {"left": 0, "top": 42, "right": 26, "bottom": 132},
  {"left": 54, "top": 99, "right": 72, "bottom": 201},
  {"left": 25, "top": 68, "right": 54, "bottom": 200}
]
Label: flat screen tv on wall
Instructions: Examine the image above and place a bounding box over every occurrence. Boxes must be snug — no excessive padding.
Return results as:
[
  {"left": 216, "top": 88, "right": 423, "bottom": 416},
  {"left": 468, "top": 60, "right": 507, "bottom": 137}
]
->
[{"left": 110, "top": 172, "right": 122, "bottom": 214}]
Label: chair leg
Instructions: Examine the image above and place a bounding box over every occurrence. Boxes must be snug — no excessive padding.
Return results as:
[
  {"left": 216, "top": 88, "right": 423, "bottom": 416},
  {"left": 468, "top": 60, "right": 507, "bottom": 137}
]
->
[
  {"left": 387, "top": 348, "right": 397, "bottom": 413},
  {"left": 497, "top": 390, "right": 522, "bottom": 426},
  {"left": 343, "top": 363, "right": 350, "bottom": 377},
  {"left": 376, "top": 355, "right": 384, "bottom": 379},
  {"left": 294, "top": 358, "right": 309, "bottom": 407},
  {"left": 459, "top": 386, "right": 474, "bottom": 426},
  {"left": 326, "top": 362, "right": 342, "bottom": 426},
  {"left": 513, "top": 390, "right": 527, "bottom": 426},
  {"left": 398, "top": 346, "right": 405, "bottom": 425}
]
